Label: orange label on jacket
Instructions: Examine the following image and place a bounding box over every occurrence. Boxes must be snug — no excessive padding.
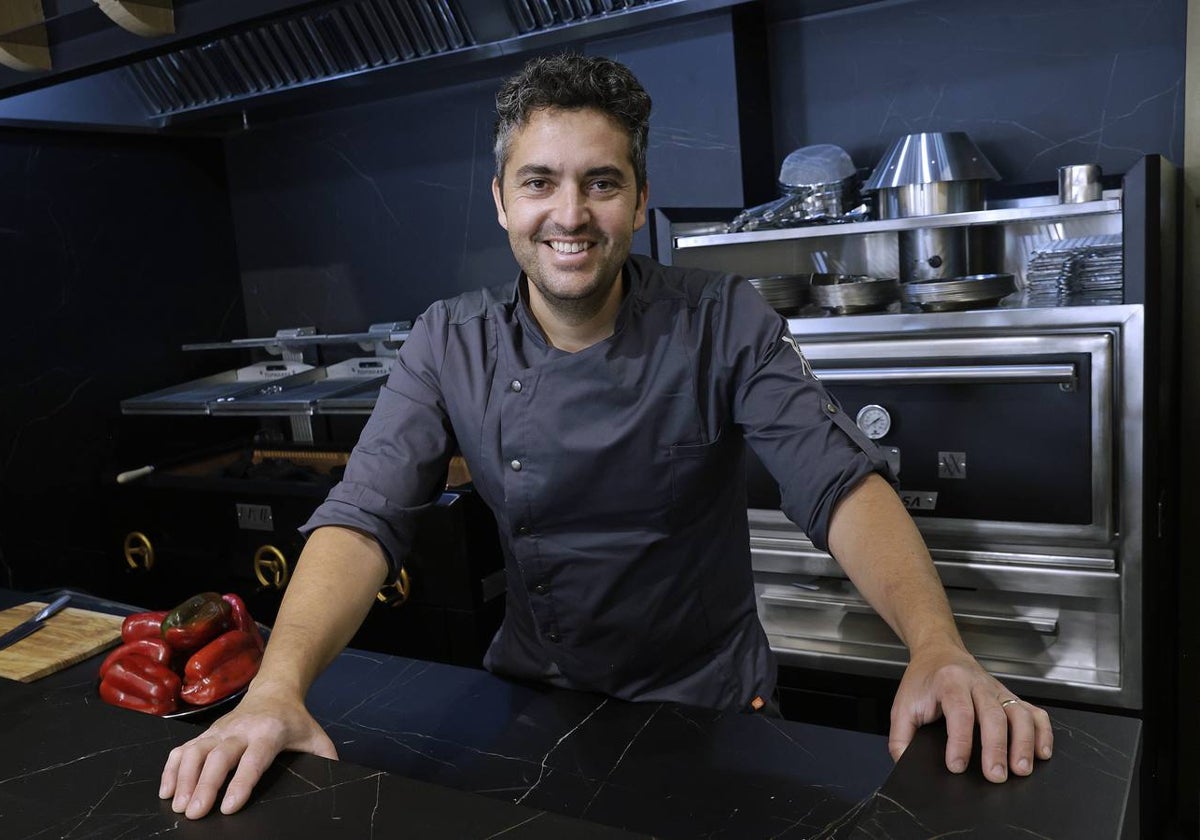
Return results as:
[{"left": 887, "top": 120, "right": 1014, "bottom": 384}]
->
[{"left": 750, "top": 695, "right": 765, "bottom": 711}]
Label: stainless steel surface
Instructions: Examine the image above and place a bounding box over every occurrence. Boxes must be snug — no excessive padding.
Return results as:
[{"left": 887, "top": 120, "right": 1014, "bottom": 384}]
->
[
  {"left": 120, "top": 361, "right": 316, "bottom": 415},
  {"left": 900, "top": 272, "right": 1017, "bottom": 311},
  {"left": 0, "top": 594, "right": 71, "bottom": 651},
  {"left": 862, "top": 131, "right": 1001, "bottom": 191},
  {"left": 898, "top": 225, "right": 971, "bottom": 281},
  {"left": 1059, "top": 164, "right": 1104, "bottom": 204},
  {"left": 809, "top": 274, "right": 899, "bottom": 314},
  {"left": 747, "top": 274, "right": 808, "bottom": 314},
  {"left": 674, "top": 196, "right": 1121, "bottom": 249},
  {"left": 207, "top": 357, "right": 391, "bottom": 416},
  {"left": 815, "top": 362, "right": 1076, "bottom": 385},
  {"left": 875, "top": 180, "right": 986, "bottom": 219},
  {"left": 746, "top": 304, "right": 1144, "bottom": 708}
]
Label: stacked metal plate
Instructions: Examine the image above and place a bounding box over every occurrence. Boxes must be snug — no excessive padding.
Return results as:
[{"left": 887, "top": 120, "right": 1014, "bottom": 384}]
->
[
  {"left": 747, "top": 274, "right": 808, "bottom": 314},
  {"left": 810, "top": 274, "right": 899, "bottom": 315},
  {"left": 901, "top": 273, "right": 1017, "bottom": 312},
  {"left": 1025, "top": 234, "right": 1123, "bottom": 306}
]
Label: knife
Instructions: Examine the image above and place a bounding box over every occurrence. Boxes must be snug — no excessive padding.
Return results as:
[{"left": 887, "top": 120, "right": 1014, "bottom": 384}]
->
[{"left": 0, "top": 594, "right": 71, "bottom": 652}]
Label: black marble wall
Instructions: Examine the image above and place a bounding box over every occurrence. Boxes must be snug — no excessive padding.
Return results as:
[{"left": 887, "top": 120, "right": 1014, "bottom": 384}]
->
[
  {"left": 766, "top": 0, "right": 1185, "bottom": 187},
  {"left": 0, "top": 131, "right": 247, "bottom": 591},
  {"left": 223, "top": 12, "right": 745, "bottom": 336}
]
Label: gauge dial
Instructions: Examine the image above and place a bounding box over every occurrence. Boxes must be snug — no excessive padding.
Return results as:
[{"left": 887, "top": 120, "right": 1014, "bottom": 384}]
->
[{"left": 855, "top": 404, "right": 892, "bottom": 440}]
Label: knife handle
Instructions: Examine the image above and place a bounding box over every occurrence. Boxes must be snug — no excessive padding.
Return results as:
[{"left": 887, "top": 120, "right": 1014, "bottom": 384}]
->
[{"left": 34, "top": 594, "right": 71, "bottom": 623}]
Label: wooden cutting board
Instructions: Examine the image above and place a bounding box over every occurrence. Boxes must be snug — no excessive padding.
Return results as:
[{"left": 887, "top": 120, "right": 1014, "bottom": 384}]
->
[{"left": 0, "top": 602, "right": 123, "bottom": 682}]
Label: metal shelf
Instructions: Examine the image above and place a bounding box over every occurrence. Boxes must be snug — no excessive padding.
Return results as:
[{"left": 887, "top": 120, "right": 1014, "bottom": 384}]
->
[{"left": 674, "top": 196, "right": 1122, "bottom": 250}]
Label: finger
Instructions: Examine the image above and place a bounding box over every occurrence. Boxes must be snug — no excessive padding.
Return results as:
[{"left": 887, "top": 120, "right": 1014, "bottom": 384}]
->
[
  {"left": 1031, "top": 703, "right": 1054, "bottom": 761},
  {"left": 219, "top": 741, "right": 278, "bottom": 815},
  {"left": 304, "top": 728, "right": 340, "bottom": 762},
  {"left": 184, "top": 738, "right": 248, "bottom": 820},
  {"left": 170, "top": 742, "right": 210, "bottom": 813},
  {"left": 975, "top": 687, "right": 1011, "bottom": 782},
  {"left": 1005, "top": 701, "right": 1037, "bottom": 776},
  {"left": 887, "top": 710, "right": 918, "bottom": 763},
  {"left": 941, "top": 687, "right": 976, "bottom": 775},
  {"left": 159, "top": 744, "right": 184, "bottom": 799}
]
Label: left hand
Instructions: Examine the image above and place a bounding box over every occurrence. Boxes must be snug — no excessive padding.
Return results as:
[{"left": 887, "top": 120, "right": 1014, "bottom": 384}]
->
[{"left": 888, "top": 642, "right": 1054, "bottom": 782}]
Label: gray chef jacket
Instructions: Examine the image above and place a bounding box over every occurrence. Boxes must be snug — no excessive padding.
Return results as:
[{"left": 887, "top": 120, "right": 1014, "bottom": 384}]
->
[{"left": 301, "top": 254, "right": 889, "bottom": 711}]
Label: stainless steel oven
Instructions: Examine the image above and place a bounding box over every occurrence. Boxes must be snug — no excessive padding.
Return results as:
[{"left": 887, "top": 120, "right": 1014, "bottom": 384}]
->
[{"left": 749, "top": 305, "right": 1143, "bottom": 708}]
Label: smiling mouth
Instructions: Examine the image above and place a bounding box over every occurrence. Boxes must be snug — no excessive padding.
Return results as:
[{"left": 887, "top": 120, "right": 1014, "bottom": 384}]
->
[{"left": 546, "top": 240, "right": 593, "bottom": 254}]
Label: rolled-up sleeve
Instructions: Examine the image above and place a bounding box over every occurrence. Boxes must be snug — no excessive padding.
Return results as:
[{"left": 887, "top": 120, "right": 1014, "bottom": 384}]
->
[
  {"left": 720, "top": 278, "right": 892, "bottom": 552},
  {"left": 299, "top": 303, "right": 458, "bottom": 578}
]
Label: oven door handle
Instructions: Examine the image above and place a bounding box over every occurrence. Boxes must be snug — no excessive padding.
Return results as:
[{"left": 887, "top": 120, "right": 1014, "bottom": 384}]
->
[
  {"left": 759, "top": 589, "right": 1060, "bottom": 635},
  {"left": 812, "top": 363, "right": 1077, "bottom": 387}
]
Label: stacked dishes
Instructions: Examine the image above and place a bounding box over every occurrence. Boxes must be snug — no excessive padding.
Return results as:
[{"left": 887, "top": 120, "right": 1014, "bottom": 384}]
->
[
  {"left": 900, "top": 273, "right": 1017, "bottom": 312},
  {"left": 1025, "top": 234, "right": 1123, "bottom": 306},
  {"left": 810, "top": 274, "right": 899, "bottom": 315},
  {"left": 747, "top": 274, "right": 808, "bottom": 314}
]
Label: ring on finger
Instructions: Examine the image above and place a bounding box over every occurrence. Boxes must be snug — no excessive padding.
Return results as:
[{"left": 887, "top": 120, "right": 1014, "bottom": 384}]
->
[{"left": 999, "top": 697, "right": 1020, "bottom": 709}]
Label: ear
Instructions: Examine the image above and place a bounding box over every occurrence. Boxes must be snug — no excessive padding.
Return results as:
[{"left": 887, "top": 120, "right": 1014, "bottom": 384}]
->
[
  {"left": 492, "top": 177, "right": 508, "bottom": 230},
  {"left": 632, "top": 180, "right": 649, "bottom": 232}
]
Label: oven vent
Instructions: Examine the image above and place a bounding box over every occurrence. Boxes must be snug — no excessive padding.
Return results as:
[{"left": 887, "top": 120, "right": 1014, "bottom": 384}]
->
[{"left": 123, "top": 0, "right": 667, "bottom": 118}]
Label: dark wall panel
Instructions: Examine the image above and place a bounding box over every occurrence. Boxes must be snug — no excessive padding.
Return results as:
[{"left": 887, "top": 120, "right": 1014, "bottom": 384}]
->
[
  {"left": 224, "top": 12, "right": 745, "bottom": 336},
  {"left": 0, "top": 131, "right": 246, "bottom": 591},
  {"left": 767, "top": 0, "right": 1185, "bottom": 186}
]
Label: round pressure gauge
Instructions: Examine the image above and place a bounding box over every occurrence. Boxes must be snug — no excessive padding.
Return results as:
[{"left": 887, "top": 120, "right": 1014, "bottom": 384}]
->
[{"left": 855, "top": 404, "right": 892, "bottom": 440}]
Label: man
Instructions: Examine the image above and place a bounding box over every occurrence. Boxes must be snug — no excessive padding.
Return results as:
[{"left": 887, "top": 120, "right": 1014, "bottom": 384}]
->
[{"left": 160, "top": 54, "right": 1053, "bottom": 820}]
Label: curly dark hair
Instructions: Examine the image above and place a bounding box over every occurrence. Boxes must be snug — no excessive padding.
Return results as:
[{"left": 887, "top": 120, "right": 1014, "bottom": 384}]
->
[{"left": 493, "top": 53, "right": 652, "bottom": 193}]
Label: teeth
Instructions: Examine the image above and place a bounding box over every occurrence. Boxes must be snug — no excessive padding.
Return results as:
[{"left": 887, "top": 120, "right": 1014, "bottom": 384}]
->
[{"left": 548, "top": 241, "right": 589, "bottom": 254}]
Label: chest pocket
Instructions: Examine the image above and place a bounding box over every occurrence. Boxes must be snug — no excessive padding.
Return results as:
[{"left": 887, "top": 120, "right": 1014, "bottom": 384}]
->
[{"left": 668, "top": 428, "right": 730, "bottom": 525}]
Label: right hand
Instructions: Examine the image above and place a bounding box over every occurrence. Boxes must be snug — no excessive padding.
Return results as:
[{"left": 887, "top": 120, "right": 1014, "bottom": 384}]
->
[{"left": 158, "top": 684, "right": 338, "bottom": 819}]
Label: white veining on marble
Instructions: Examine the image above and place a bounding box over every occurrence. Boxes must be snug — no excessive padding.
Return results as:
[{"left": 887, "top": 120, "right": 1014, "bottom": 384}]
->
[
  {"left": 757, "top": 716, "right": 815, "bottom": 760},
  {"left": 580, "top": 704, "right": 660, "bottom": 817},
  {"left": 254, "top": 770, "right": 387, "bottom": 807},
  {"left": 0, "top": 738, "right": 173, "bottom": 787},
  {"left": 59, "top": 769, "right": 130, "bottom": 838},
  {"left": 283, "top": 764, "right": 324, "bottom": 791},
  {"left": 322, "top": 141, "right": 403, "bottom": 228},
  {"left": 1000, "top": 826, "right": 1056, "bottom": 839},
  {"left": 513, "top": 698, "right": 609, "bottom": 806},
  {"left": 4, "top": 375, "right": 96, "bottom": 473},
  {"left": 653, "top": 126, "right": 737, "bottom": 153},
  {"left": 1096, "top": 54, "right": 1120, "bottom": 159},
  {"left": 369, "top": 772, "right": 382, "bottom": 839},
  {"left": 481, "top": 811, "right": 544, "bottom": 839}
]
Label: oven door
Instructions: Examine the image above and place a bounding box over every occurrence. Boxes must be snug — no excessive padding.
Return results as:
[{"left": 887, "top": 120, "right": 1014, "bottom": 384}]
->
[{"left": 749, "top": 306, "right": 1142, "bottom": 708}]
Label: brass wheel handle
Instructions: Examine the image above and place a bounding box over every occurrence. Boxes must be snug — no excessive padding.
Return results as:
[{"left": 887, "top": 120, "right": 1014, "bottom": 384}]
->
[
  {"left": 376, "top": 567, "right": 411, "bottom": 607},
  {"left": 253, "top": 545, "right": 291, "bottom": 590},
  {"left": 122, "top": 531, "right": 155, "bottom": 571}
]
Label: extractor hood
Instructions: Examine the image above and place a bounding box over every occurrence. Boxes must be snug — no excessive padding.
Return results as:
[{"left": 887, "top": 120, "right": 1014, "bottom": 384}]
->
[{"left": 0, "top": 0, "right": 750, "bottom": 133}]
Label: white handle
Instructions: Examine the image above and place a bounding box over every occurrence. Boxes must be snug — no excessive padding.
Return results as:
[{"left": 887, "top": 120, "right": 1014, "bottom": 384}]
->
[{"left": 116, "top": 465, "right": 154, "bottom": 484}]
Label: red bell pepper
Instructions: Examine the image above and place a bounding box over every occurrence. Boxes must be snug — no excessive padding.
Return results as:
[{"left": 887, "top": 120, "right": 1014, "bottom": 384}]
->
[
  {"left": 180, "top": 629, "right": 262, "bottom": 706},
  {"left": 120, "top": 610, "right": 168, "bottom": 644},
  {"left": 161, "top": 592, "right": 231, "bottom": 652},
  {"left": 99, "top": 637, "right": 173, "bottom": 679},
  {"left": 99, "top": 654, "right": 180, "bottom": 715},
  {"left": 221, "top": 592, "right": 264, "bottom": 651}
]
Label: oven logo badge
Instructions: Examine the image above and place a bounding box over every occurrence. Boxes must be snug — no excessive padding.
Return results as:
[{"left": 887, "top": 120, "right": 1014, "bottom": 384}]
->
[{"left": 780, "top": 334, "right": 815, "bottom": 378}]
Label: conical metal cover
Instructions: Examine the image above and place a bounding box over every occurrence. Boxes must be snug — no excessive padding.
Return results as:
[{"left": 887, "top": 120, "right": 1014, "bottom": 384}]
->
[{"left": 862, "top": 132, "right": 1000, "bottom": 191}]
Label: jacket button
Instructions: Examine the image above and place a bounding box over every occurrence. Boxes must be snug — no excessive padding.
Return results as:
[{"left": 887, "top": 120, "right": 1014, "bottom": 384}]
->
[
  {"left": 546, "top": 632, "right": 561, "bottom": 643},
  {"left": 510, "top": 379, "right": 523, "bottom": 392},
  {"left": 510, "top": 459, "right": 522, "bottom": 471},
  {"left": 825, "top": 403, "right": 838, "bottom": 413},
  {"left": 517, "top": 525, "right": 530, "bottom": 535},
  {"left": 534, "top": 583, "right": 547, "bottom": 595}
]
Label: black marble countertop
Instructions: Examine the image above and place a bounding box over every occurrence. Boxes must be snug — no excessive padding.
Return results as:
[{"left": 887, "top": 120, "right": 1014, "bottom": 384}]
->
[{"left": 0, "top": 589, "right": 1141, "bottom": 838}]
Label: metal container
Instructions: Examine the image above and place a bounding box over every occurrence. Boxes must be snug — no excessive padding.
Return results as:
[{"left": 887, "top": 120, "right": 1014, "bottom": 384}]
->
[
  {"left": 1058, "top": 164, "right": 1103, "bottom": 204},
  {"left": 864, "top": 132, "right": 1000, "bottom": 283}
]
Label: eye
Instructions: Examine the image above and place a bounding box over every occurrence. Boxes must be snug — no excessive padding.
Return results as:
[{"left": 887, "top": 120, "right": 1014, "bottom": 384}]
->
[
  {"left": 590, "top": 179, "right": 616, "bottom": 192},
  {"left": 523, "top": 178, "right": 549, "bottom": 191}
]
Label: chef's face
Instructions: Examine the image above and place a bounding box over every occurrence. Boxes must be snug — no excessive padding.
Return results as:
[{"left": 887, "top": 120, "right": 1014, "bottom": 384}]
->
[{"left": 492, "top": 107, "right": 648, "bottom": 313}]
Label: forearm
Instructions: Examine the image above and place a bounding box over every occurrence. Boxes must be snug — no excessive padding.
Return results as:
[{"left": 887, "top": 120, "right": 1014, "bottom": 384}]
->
[
  {"left": 826, "top": 473, "right": 965, "bottom": 655},
  {"left": 249, "top": 525, "right": 389, "bottom": 699}
]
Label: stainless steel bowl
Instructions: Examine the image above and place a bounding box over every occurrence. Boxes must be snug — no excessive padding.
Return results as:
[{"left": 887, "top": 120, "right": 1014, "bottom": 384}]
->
[
  {"left": 810, "top": 274, "right": 899, "bottom": 315},
  {"left": 900, "top": 273, "right": 1017, "bottom": 312}
]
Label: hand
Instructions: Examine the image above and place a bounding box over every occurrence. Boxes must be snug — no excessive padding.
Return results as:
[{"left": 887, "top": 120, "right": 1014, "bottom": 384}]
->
[
  {"left": 159, "top": 685, "right": 338, "bottom": 819},
  {"left": 888, "top": 643, "right": 1053, "bottom": 782}
]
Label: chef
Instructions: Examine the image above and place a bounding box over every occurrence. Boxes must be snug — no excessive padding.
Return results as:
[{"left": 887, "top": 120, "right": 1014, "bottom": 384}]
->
[{"left": 160, "top": 52, "right": 1053, "bottom": 820}]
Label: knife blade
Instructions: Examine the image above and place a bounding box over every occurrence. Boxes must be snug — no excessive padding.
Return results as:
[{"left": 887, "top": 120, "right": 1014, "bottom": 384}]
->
[{"left": 0, "top": 594, "right": 71, "bottom": 652}]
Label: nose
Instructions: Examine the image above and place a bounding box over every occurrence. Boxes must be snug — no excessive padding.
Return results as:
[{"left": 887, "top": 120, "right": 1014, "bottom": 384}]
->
[{"left": 550, "top": 184, "right": 590, "bottom": 232}]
